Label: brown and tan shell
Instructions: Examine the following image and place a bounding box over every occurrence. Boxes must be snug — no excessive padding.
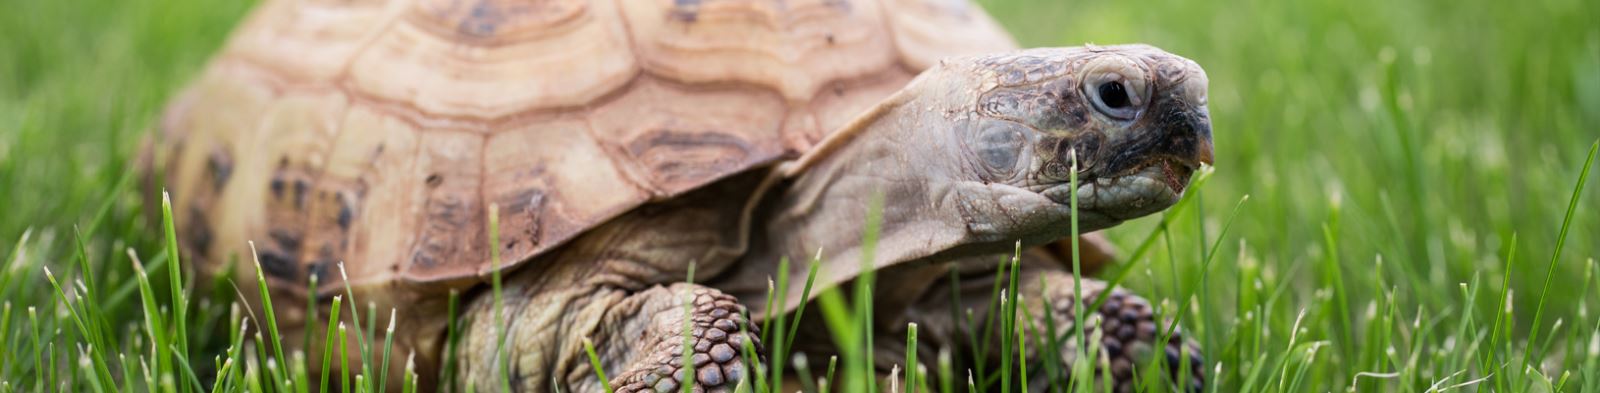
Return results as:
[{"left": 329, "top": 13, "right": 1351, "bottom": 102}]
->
[{"left": 153, "top": 0, "right": 1016, "bottom": 298}]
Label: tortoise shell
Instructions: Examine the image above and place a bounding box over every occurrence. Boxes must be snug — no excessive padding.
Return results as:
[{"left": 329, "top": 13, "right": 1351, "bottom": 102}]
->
[{"left": 154, "top": 0, "right": 1016, "bottom": 296}]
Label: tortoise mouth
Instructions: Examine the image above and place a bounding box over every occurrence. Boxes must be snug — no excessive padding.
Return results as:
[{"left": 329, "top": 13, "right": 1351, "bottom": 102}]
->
[
  {"left": 1108, "top": 156, "right": 1198, "bottom": 195},
  {"left": 1153, "top": 156, "right": 1197, "bottom": 194},
  {"left": 1040, "top": 157, "right": 1194, "bottom": 220}
]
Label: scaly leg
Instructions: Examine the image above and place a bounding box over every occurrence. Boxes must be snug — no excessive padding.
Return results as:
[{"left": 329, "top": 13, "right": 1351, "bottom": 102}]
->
[
  {"left": 457, "top": 278, "right": 761, "bottom": 393},
  {"left": 901, "top": 249, "right": 1204, "bottom": 392},
  {"left": 606, "top": 284, "right": 762, "bottom": 393}
]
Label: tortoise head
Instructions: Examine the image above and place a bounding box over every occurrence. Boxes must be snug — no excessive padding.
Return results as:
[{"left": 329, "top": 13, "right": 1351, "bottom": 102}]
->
[
  {"left": 936, "top": 44, "right": 1214, "bottom": 233},
  {"left": 728, "top": 45, "right": 1214, "bottom": 313},
  {"left": 760, "top": 44, "right": 1212, "bottom": 273}
]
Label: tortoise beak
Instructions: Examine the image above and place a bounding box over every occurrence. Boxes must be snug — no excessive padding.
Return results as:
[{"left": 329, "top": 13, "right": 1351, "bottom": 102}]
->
[
  {"left": 1195, "top": 137, "right": 1215, "bottom": 166},
  {"left": 1167, "top": 103, "right": 1214, "bottom": 170}
]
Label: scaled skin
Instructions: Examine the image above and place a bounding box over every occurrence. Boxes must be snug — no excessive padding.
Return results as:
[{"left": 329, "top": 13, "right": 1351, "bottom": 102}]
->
[
  {"left": 458, "top": 45, "right": 1213, "bottom": 392},
  {"left": 724, "top": 44, "right": 1212, "bottom": 312}
]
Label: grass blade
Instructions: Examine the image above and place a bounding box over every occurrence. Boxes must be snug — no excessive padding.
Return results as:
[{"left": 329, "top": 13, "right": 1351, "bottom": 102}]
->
[
  {"left": 487, "top": 203, "right": 512, "bottom": 392},
  {"left": 681, "top": 261, "right": 698, "bottom": 393},
  {"left": 339, "top": 323, "right": 351, "bottom": 393},
  {"left": 319, "top": 295, "right": 343, "bottom": 393},
  {"left": 1523, "top": 140, "right": 1598, "bottom": 374},
  {"left": 247, "top": 241, "right": 290, "bottom": 390},
  {"left": 160, "top": 192, "right": 189, "bottom": 381},
  {"left": 125, "top": 249, "right": 169, "bottom": 390},
  {"left": 905, "top": 322, "right": 918, "bottom": 393},
  {"left": 784, "top": 255, "right": 822, "bottom": 356},
  {"left": 582, "top": 337, "right": 612, "bottom": 393},
  {"left": 337, "top": 263, "right": 373, "bottom": 391},
  {"left": 377, "top": 308, "right": 397, "bottom": 393},
  {"left": 441, "top": 289, "right": 462, "bottom": 393}
]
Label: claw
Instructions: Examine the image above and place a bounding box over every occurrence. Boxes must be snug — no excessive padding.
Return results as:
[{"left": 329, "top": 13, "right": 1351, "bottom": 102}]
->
[{"left": 611, "top": 285, "right": 762, "bottom": 393}]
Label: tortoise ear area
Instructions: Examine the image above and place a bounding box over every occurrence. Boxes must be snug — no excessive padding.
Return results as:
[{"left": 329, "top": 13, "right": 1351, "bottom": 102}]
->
[{"left": 962, "top": 118, "right": 1036, "bottom": 183}]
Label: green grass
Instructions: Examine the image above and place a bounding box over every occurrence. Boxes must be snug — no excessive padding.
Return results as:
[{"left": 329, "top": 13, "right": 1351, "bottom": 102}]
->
[{"left": 3, "top": 0, "right": 1599, "bottom": 391}]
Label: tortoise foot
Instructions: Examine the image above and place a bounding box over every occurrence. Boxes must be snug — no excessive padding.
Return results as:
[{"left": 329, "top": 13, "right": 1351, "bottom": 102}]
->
[
  {"left": 610, "top": 284, "right": 762, "bottom": 393},
  {"left": 1031, "top": 274, "right": 1205, "bottom": 393}
]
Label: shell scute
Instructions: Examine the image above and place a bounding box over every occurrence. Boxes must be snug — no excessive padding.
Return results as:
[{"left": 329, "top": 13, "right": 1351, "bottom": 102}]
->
[
  {"left": 322, "top": 107, "right": 424, "bottom": 290},
  {"left": 247, "top": 91, "right": 350, "bottom": 287},
  {"left": 222, "top": 0, "right": 399, "bottom": 83},
  {"left": 478, "top": 116, "right": 647, "bottom": 275},
  {"left": 404, "top": 130, "right": 488, "bottom": 279},
  {"left": 621, "top": 0, "right": 897, "bottom": 101},
  {"left": 586, "top": 77, "right": 790, "bottom": 198},
  {"left": 346, "top": 0, "right": 636, "bottom": 120}
]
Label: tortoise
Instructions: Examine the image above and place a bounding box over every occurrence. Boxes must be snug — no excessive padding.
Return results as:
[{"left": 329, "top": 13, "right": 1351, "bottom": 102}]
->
[{"left": 147, "top": 0, "right": 1214, "bottom": 391}]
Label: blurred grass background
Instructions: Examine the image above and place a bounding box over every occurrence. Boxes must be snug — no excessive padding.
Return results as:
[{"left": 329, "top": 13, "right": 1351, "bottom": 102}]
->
[{"left": 1, "top": 0, "right": 1597, "bottom": 391}]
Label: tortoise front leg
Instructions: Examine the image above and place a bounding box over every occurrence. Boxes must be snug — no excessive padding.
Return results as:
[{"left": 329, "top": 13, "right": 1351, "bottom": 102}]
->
[
  {"left": 457, "top": 279, "right": 760, "bottom": 393},
  {"left": 901, "top": 250, "right": 1204, "bottom": 392},
  {"left": 603, "top": 284, "right": 763, "bottom": 393},
  {"left": 1016, "top": 268, "right": 1205, "bottom": 393}
]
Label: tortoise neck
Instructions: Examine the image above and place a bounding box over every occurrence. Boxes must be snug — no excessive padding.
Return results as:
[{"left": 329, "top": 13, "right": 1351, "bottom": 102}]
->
[{"left": 723, "top": 99, "right": 978, "bottom": 313}]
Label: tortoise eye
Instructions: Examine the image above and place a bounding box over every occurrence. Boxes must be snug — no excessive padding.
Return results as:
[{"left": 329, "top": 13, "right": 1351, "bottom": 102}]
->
[
  {"left": 1082, "top": 58, "right": 1148, "bottom": 120},
  {"left": 1087, "top": 77, "right": 1142, "bottom": 120},
  {"left": 1097, "top": 82, "right": 1130, "bottom": 109}
]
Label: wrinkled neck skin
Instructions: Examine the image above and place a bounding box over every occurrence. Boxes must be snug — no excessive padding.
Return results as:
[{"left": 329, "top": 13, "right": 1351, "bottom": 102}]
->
[{"left": 731, "top": 66, "right": 1122, "bottom": 314}]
